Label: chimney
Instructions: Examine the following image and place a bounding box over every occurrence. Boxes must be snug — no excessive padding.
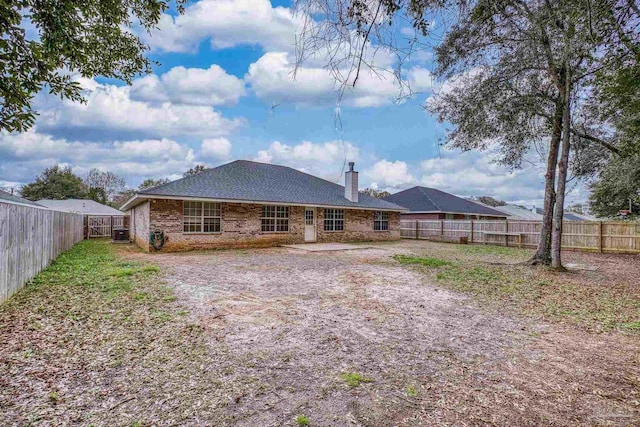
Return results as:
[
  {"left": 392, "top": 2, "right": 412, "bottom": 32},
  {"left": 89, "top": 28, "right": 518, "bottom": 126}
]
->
[{"left": 345, "top": 162, "right": 358, "bottom": 203}]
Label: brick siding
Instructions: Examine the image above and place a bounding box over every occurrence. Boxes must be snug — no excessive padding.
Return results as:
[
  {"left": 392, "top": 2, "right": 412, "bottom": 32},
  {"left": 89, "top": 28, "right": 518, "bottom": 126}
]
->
[
  {"left": 127, "top": 201, "right": 150, "bottom": 251},
  {"left": 134, "top": 198, "right": 400, "bottom": 252}
]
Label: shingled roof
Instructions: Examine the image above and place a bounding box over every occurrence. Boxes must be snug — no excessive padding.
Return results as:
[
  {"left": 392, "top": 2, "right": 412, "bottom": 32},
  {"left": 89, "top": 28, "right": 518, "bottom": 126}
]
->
[
  {"left": 383, "top": 186, "right": 507, "bottom": 217},
  {"left": 0, "top": 189, "right": 44, "bottom": 207},
  {"left": 122, "top": 160, "right": 405, "bottom": 211}
]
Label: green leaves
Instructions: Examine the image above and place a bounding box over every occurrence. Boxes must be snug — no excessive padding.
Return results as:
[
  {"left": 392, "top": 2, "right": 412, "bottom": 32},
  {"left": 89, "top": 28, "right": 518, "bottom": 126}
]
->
[{"left": 0, "top": 0, "right": 186, "bottom": 132}]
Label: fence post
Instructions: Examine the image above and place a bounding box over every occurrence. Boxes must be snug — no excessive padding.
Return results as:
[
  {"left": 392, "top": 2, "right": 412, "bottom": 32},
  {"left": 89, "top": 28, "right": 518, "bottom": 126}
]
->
[
  {"left": 505, "top": 219, "right": 509, "bottom": 247},
  {"left": 440, "top": 220, "right": 444, "bottom": 236},
  {"left": 470, "top": 219, "right": 474, "bottom": 243},
  {"left": 415, "top": 221, "right": 419, "bottom": 240},
  {"left": 598, "top": 221, "right": 603, "bottom": 253},
  {"left": 110, "top": 216, "right": 114, "bottom": 239}
]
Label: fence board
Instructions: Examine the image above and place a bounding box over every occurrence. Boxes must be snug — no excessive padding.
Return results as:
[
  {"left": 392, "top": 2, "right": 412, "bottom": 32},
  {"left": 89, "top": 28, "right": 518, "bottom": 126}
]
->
[
  {"left": 401, "top": 219, "right": 640, "bottom": 254},
  {"left": 0, "top": 202, "right": 84, "bottom": 303}
]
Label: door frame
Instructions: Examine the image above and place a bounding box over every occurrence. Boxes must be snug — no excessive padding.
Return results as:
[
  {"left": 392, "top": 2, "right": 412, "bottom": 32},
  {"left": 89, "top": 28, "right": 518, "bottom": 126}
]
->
[{"left": 304, "top": 207, "right": 317, "bottom": 242}]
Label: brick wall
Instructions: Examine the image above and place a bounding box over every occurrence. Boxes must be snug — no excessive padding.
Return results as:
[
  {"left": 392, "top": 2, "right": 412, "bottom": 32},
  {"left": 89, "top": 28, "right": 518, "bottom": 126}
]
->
[
  {"left": 317, "top": 209, "right": 401, "bottom": 243},
  {"left": 128, "top": 201, "right": 149, "bottom": 251},
  {"left": 138, "top": 198, "right": 400, "bottom": 251}
]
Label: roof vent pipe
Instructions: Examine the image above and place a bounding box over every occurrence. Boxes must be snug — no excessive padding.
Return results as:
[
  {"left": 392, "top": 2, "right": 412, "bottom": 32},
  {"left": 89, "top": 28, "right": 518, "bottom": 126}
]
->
[{"left": 345, "top": 162, "right": 358, "bottom": 203}]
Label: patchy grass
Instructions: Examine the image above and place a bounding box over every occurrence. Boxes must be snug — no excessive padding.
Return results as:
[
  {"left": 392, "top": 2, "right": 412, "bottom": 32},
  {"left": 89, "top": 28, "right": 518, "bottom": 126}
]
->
[
  {"left": 456, "top": 244, "right": 525, "bottom": 257},
  {"left": 0, "top": 240, "right": 236, "bottom": 426},
  {"left": 393, "top": 246, "right": 640, "bottom": 333},
  {"left": 296, "top": 414, "right": 310, "bottom": 426},
  {"left": 392, "top": 254, "right": 451, "bottom": 268},
  {"left": 340, "top": 372, "right": 373, "bottom": 387},
  {"left": 619, "top": 322, "right": 640, "bottom": 331},
  {"left": 406, "top": 386, "right": 417, "bottom": 397}
]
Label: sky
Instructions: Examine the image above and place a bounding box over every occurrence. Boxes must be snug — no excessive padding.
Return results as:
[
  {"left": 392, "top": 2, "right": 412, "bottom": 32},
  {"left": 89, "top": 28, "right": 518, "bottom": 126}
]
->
[{"left": 0, "top": 0, "right": 589, "bottom": 207}]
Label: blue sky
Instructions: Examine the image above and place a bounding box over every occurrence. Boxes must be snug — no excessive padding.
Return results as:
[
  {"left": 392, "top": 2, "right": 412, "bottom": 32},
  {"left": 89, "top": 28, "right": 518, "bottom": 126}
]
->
[{"left": 0, "top": 0, "right": 588, "bottom": 206}]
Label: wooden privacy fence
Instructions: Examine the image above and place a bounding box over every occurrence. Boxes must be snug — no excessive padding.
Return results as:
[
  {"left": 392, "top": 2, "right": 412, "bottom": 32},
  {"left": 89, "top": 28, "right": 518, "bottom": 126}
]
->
[
  {"left": 86, "top": 215, "right": 126, "bottom": 238},
  {"left": 401, "top": 219, "right": 640, "bottom": 254},
  {"left": 0, "top": 201, "right": 84, "bottom": 303}
]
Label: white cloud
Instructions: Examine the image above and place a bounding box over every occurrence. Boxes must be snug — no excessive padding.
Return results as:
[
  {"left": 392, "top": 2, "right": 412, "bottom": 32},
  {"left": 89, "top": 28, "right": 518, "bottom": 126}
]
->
[
  {"left": 254, "top": 140, "right": 359, "bottom": 182},
  {"left": 364, "top": 160, "right": 416, "bottom": 190},
  {"left": 0, "top": 129, "right": 197, "bottom": 186},
  {"left": 130, "top": 65, "right": 245, "bottom": 106},
  {"left": 140, "top": 0, "right": 304, "bottom": 53},
  {"left": 201, "top": 138, "right": 232, "bottom": 160},
  {"left": 36, "top": 77, "right": 243, "bottom": 139},
  {"left": 246, "top": 51, "right": 433, "bottom": 108},
  {"left": 418, "top": 147, "right": 548, "bottom": 204}
]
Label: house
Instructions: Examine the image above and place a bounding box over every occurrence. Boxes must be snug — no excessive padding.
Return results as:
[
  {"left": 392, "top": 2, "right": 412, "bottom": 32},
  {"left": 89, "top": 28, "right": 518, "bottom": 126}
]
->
[
  {"left": 36, "top": 199, "right": 125, "bottom": 216},
  {"left": 37, "top": 199, "right": 126, "bottom": 238},
  {"left": 0, "top": 189, "right": 45, "bottom": 208},
  {"left": 383, "top": 186, "right": 507, "bottom": 220},
  {"left": 477, "top": 203, "right": 543, "bottom": 220},
  {"left": 121, "top": 160, "right": 405, "bottom": 251}
]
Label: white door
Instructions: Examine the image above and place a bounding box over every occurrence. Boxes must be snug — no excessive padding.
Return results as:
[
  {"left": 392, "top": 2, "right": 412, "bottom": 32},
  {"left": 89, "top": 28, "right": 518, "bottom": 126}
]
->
[{"left": 305, "top": 208, "right": 316, "bottom": 242}]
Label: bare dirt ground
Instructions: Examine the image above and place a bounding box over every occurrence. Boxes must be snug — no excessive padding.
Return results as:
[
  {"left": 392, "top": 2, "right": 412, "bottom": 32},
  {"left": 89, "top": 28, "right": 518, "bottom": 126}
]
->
[{"left": 119, "top": 241, "right": 640, "bottom": 427}]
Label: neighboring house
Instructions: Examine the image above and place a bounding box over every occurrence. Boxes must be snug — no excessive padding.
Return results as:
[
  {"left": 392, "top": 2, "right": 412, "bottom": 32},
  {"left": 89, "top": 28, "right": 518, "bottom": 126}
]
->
[
  {"left": 479, "top": 203, "right": 543, "bottom": 220},
  {"left": 532, "top": 207, "right": 597, "bottom": 221},
  {"left": 0, "top": 189, "right": 45, "bottom": 208},
  {"left": 383, "top": 186, "right": 507, "bottom": 220},
  {"left": 121, "top": 160, "right": 405, "bottom": 251},
  {"left": 36, "top": 199, "right": 125, "bottom": 216}
]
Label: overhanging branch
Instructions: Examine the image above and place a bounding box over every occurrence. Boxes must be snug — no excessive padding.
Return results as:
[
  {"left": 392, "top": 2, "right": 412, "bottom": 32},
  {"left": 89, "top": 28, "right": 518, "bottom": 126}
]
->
[{"left": 570, "top": 128, "right": 621, "bottom": 155}]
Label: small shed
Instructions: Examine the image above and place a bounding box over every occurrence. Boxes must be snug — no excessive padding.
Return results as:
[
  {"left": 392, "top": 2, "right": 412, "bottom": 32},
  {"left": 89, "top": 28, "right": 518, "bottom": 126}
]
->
[{"left": 36, "top": 199, "right": 126, "bottom": 238}]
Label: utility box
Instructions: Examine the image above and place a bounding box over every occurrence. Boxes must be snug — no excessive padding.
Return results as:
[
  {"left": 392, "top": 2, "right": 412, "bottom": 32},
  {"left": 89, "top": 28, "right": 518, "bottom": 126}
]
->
[{"left": 112, "top": 228, "right": 130, "bottom": 243}]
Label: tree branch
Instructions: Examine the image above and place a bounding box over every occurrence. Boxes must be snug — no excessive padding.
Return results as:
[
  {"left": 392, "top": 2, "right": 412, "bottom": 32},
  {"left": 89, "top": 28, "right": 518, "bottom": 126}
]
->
[{"left": 570, "top": 128, "right": 621, "bottom": 155}]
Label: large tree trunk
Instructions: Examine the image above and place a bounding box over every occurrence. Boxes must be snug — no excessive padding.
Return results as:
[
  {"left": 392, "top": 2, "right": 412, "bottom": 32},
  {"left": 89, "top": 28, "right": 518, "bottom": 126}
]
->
[
  {"left": 529, "top": 96, "right": 564, "bottom": 265},
  {"left": 552, "top": 70, "right": 572, "bottom": 270}
]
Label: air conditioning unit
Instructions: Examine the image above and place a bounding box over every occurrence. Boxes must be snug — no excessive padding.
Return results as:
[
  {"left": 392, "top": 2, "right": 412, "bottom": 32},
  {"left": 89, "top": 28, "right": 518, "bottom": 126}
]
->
[{"left": 112, "top": 228, "right": 130, "bottom": 243}]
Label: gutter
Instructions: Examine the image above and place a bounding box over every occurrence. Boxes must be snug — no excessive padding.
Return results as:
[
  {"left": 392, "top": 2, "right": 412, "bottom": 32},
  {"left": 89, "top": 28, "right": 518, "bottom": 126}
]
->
[{"left": 121, "top": 194, "right": 407, "bottom": 212}]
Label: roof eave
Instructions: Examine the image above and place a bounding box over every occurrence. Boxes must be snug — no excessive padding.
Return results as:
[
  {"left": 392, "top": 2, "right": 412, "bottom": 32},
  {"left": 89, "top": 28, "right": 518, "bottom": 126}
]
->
[{"left": 124, "top": 193, "right": 407, "bottom": 212}]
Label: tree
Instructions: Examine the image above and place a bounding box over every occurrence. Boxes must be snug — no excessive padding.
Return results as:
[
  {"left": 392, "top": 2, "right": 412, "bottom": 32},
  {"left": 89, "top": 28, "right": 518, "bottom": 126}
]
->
[
  {"left": 477, "top": 196, "right": 506, "bottom": 207},
  {"left": 138, "top": 178, "right": 170, "bottom": 191},
  {"left": 589, "top": 154, "right": 640, "bottom": 218},
  {"left": 294, "top": 0, "right": 638, "bottom": 268},
  {"left": 20, "top": 165, "right": 87, "bottom": 201},
  {"left": 1, "top": 0, "right": 185, "bottom": 132},
  {"left": 84, "top": 169, "right": 126, "bottom": 203},
  {"left": 362, "top": 187, "right": 391, "bottom": 198},
  {"left": 183, "top": 165, "right": 208, "bottom": 177},
  {"left": 112, "top": 189, "right": 137, "bottom": 209}
]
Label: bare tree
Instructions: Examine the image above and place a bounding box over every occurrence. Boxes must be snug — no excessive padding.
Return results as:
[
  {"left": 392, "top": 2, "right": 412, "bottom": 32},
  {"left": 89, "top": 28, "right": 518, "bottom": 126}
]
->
[{"left": 84, "top": 169, "right": 126, "bottom": 203}]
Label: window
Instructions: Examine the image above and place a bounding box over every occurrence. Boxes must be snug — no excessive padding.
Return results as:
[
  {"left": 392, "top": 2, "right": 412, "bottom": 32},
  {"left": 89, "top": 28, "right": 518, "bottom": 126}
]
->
[
  {"left": 324, "top": 209, "right": 344, "bottom": 231},
  {"left": 261, "top": 205, "right": 289, "bottom": 232},
  {"left": 373, "top": 211, "right": 389, "bottom": 231},
  {"left": 445, "top": 213, "right": 455, "bottom": 220},
  {"left": 183, "top": 201, "right": 221, "bottom": 233},
  {"left": 305, "top": 209, "right": 314, "bottom": 225}
]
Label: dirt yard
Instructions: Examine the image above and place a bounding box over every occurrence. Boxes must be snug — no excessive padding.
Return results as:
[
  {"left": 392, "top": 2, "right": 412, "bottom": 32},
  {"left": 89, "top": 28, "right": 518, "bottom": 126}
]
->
[
  {"left": 1, "top": 240, "right": 639, "bottom": 426},
  {"left": 125, "top": 241, "right": 639, "bottom": 427}
]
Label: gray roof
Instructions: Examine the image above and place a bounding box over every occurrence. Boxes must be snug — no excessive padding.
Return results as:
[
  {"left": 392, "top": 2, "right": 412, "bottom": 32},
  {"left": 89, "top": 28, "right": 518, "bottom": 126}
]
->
[
  {"left": 0, "top": 189, "right": 44, "bottom": 207},
  {"left": 534, "top": 208, "right": 596, "bottom": 221},
  {"left": 36, "top": 199, "right": 125, "bottom": 215},
  {"left": 485, "top": 204, "right": 543, "bottom": 220},
  {"left": 384, "top": 186, "right": 507, "bottom": 217},
  {"left": 128, "top": 160, "right": 405, "bottom": 211}
]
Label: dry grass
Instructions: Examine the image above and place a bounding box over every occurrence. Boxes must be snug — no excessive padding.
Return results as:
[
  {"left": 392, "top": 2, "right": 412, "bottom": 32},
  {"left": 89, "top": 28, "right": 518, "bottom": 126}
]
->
[
  {"left": 391, "top": 242, "right": 640, "bottom": 333},
  {"left": 2, "top": 239, "right": 639, "bottom": 426},
  {"left": 0, "top": 240, "right": 234, "bottom": 426}
]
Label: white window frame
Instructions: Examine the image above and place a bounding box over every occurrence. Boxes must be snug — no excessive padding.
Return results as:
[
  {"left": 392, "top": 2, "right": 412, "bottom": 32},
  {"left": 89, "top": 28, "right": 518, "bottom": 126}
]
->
[
  {"left": 183, "top": 201, "right": 221, "bottom": 233},
  {"left": 324, "top": 209, "right": 345, "bottom": 232},
  {"left": 261, "top": 205, "right": 289, "bottom": 233},
  {"left": 373, "top": 211, "right": 389, "bottom": 231}
]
